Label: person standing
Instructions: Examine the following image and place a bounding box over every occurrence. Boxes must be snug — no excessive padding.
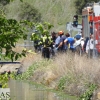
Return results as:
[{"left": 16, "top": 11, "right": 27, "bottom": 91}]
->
[
  {"left": 41, "top": 34, "right": 52, "bottom": 59},
  {"left": 64, "top": 33, "right": 75, "bottom": 52},
  {"left": 55, "top": 31, "right": 66, "bottom": 52},
  {"left": 51, "top": 32, "right": 57, "bottom": 56},
  {"left": 86, "top": 34, "right": 95, "bottom": 57}
]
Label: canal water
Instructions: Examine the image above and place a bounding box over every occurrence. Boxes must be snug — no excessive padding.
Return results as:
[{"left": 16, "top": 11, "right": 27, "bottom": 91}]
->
[{"left": 9, "top": 80, "right": 77, "bottom": 100}]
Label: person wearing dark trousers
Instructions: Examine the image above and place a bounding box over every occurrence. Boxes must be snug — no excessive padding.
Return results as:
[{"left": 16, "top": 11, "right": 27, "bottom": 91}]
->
[
  {"left": 41, "top": 34, "right": 52, "bottom": 59},
  {"left": 51, "top": 32, "right": 57, "bottom": 56},
  {"left": 42, "top": 47, "right": 50, "bottom": 59}
]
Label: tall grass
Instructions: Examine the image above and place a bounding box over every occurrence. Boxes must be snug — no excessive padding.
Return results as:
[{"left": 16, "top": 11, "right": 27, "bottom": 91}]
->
[
  {"left": 50, "top": 53, "right": 100, "bottom": 95},
  {"left": 24, "top": 52, "right": 100, "bottom": 97}
]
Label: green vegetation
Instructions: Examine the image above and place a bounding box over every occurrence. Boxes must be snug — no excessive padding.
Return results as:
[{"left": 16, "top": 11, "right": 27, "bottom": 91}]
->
[
  {"left": 4, "top": 0, "right": 76, "bottom": 32},
  {"left": 18, "top": 2, "right": 41, "bottom": 22},
  {"left": 0, "top": 16, "right": 28, "bottom": 62},
  {"left": 0, "top": 0, "right": 100, "bottom": 100},
  {"left": 79, "top": 84, "right": 97, "bottom": 100},
  {"left": 16, "top": 61, "right": 41, "bottom": 80},
  {"left": 0, "top": 60, "right": 52, "bottom": 88},
  {"left": 16, "top": 59, "right": 52, "bottom": 80},
  {"left": 0, "top": 0, "right": 23, "bottom": 6},
  {"left": 0, "top": 55, "right": 99, "bottom": 100},
  {"left": 30, "top": 22, "right": 53, "bottom": 42},
  {"left": 0, "top": 0, "right": 55, "bottom": 62},
  {"left": 0, "top": 73, "right": 9, "bottom": 88},
  {"left": 0, "top": 72, "right": 15, "bottom": 88},
  {"left": 57, "top": 76, "right": 67, "bottom": 91},
  {"left": 74, "top": 0, "right": 100, "bottom": 14}
]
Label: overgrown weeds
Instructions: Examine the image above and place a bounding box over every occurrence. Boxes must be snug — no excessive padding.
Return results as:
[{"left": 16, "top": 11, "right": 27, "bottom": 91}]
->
[
  {"left": 22, "top": 52, "right": 100, "bottom": 99},
  {"left": 8, "top": 51, "right": 100, "bottom": 99}
]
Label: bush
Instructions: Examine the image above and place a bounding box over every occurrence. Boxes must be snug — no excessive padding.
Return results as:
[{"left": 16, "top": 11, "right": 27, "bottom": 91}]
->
[
  {"left": 57, "top": 76, "right": 67, "bottom": 91},
  {"left": 79, "top": 84, "right": 97, "bottom": 100}
]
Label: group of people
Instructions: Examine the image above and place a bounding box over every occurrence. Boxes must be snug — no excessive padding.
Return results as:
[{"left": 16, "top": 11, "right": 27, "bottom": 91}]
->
[
  {"left": 54, "top": 31, "right": 75, "bottom": 52},
  {"left": 33, "top": 30, "right": 97, "bottom": 59}
]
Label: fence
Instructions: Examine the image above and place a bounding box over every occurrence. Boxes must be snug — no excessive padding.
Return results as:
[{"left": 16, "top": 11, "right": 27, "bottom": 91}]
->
[{"left": 16, "top": 40, "right": 34, "bottom": 50}]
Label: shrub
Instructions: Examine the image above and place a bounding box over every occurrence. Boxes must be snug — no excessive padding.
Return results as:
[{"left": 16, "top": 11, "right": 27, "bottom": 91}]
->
[
  {"left": 57, "top": 76, "right": 67, "bottom": 91},
  {"left": 79, "top": 84, "right": 97, "bottom": 100}
]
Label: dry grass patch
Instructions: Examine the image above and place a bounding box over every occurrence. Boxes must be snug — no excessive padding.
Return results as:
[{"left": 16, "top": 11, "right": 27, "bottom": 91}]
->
[
  {"left": 50, "top": 52, "right": 100, "bottom": 96},
  {"left": 20, "top": 51, "right": 100, "bottom": 97}
]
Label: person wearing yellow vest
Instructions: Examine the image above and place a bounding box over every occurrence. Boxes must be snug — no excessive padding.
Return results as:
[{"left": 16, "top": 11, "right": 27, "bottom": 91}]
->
[
  {"left": 42, "top": 35, "right": 52, "bottom": 47},
  {"left": 41, "top": 34, "right": 52, "bottom": 59}
]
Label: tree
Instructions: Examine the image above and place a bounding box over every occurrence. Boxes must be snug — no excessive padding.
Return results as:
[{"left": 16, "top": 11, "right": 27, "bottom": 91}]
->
[
  {"left": 19, "top": 2, "right": 41, "bottom": 22},
  {"left": 0, "top": 0, "right": 23, "bottom": 6},
  {"left": 0, "top": 15, "right": 28, "bottom": 62},
  {"left": 30, "top": 22, "right": 54, "bottom": 42},
  {"left": 74, "top": 0, "right": 100, "bottom": 14},
  {"left": 0, "top": 0, "right": 29, "bottom": 62},
  {"left": 0, "top": 0, "right": 52, "bottom": 62}
]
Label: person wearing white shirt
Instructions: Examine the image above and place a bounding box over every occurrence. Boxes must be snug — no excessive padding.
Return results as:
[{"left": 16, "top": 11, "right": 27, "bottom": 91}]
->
[{"left": 86, "top": 34, "right": 97, "bottom": 57}]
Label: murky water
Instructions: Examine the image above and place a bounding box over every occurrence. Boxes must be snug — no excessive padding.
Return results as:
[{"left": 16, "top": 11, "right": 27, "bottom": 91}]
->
[{"left": 9, "top": 80, "right": 77, "bottom": 100}]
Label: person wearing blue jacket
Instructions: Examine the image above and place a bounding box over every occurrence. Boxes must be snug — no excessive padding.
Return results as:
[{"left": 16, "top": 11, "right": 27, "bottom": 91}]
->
[{"left": 64, "top": 33, "right": 75, "bottom": 52}]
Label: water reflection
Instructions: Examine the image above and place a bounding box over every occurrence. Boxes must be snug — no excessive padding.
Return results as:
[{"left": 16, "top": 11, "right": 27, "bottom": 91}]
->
[{"left": 9, "top": 80, "right": 76, "bottom": 100}]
